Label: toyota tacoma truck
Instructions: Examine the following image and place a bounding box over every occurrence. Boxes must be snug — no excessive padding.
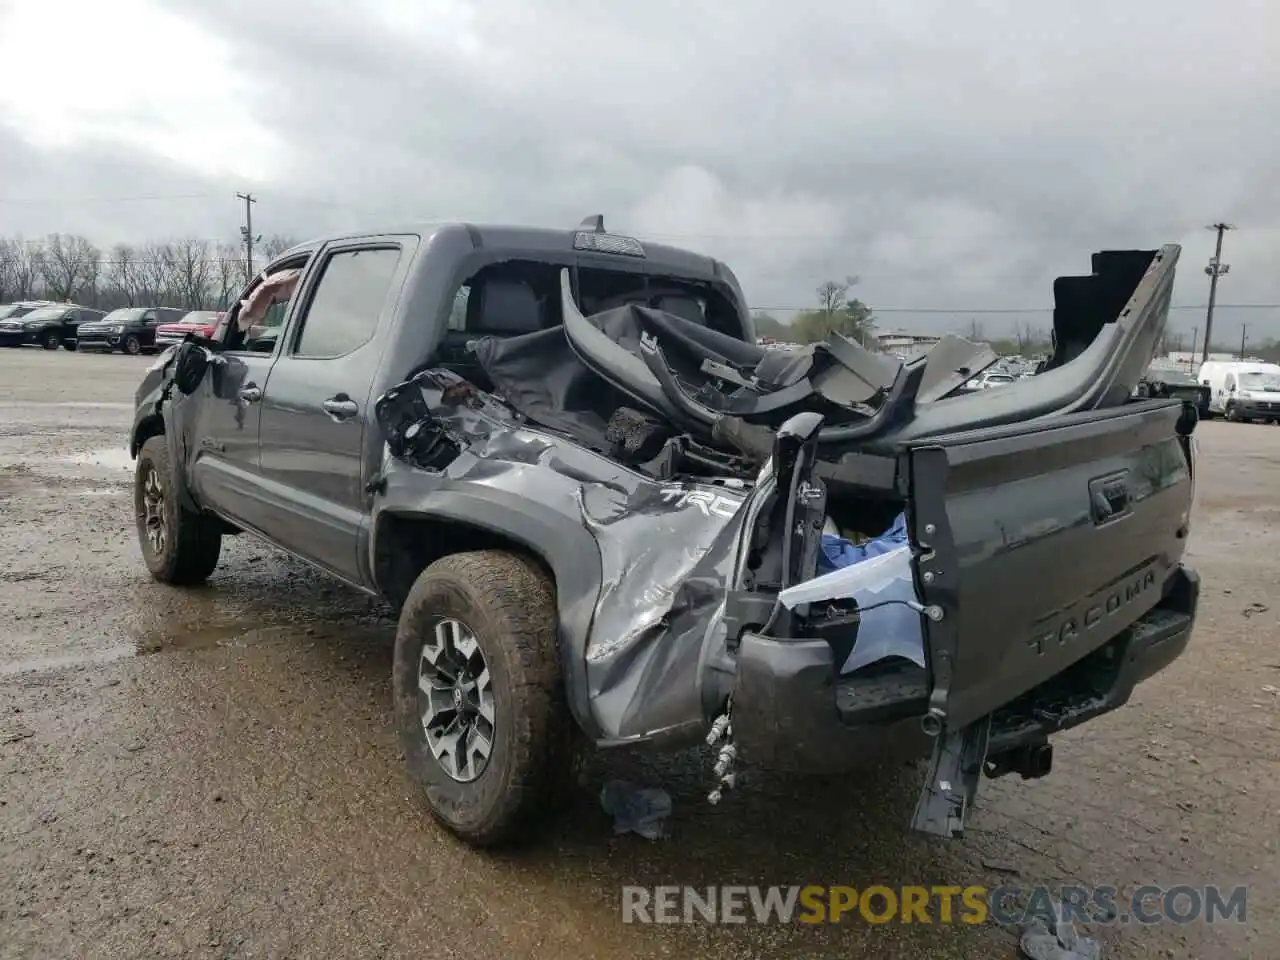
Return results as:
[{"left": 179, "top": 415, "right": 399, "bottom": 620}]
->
[{"left": 128, "top": 218, "right": 1200, "bottom": 847}]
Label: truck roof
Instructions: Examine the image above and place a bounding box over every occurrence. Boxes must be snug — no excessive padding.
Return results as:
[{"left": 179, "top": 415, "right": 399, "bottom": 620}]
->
[{"left": 271, "top": 219, "right": 739, "bottom": 287}]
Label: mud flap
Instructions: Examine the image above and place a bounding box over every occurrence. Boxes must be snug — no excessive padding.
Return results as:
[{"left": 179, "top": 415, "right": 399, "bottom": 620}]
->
[{"left": 910, "top": 714, "right": 991, "bottom": 838}]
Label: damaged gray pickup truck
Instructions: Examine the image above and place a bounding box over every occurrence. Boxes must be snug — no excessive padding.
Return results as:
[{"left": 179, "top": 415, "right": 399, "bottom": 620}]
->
[{"left": 129, "top": 217, "right": 1201, "bottom": 847}]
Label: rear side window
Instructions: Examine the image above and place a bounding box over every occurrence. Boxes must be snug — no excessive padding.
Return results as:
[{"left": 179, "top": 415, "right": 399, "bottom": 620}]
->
[{"left": 294, "top": 247, "right": 402, "bottom": 359}]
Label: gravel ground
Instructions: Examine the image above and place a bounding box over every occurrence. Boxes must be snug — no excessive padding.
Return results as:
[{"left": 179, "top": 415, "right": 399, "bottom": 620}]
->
[{"left": 0, "top": 347, "right": 1275, "bottom": 959}]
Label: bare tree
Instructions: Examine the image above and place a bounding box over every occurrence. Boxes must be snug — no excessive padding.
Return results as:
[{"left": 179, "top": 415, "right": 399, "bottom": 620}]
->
[
  {"left": 172, "top": 238, "right": 214, "bottom": 308},
  {"left": 213, "top": 241, "right": 244, "bottom": 308},
  {"left": 258, "top": 234, "right": 302, "bottom": 262},
  {"left": 105, "top": 244, "right": 144, "bottom": 306},
  {"left": 0, "top": 237, "right": 16, "bottom": 301},
  {"left": 39, "top": 234, "right": 101, "bottom": 302},
  {"left": 966, "top": 319, "right": 986, "bottom": 341},
  {"left": 137, "top": 241, "right": 178, "bottom": 304}
]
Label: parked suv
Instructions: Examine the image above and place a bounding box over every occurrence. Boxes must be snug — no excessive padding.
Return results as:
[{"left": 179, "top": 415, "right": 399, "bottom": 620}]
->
[
  {"left": 76, "top": 306, "right": 186, "bottom": 355},
  {"left": 0, "top": 303, "right": 104, "bottom": 350},
  {"left": 0, "top": 301, "right": 57, "bottom": 344}
]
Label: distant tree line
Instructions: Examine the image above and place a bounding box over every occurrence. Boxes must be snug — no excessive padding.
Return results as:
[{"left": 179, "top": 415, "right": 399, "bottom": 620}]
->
[
  {"left": 0, "top": 233, "right": 301, "bottom": 311},
  {"left": 754, "top": 277, "right": 877, "bottom": 345}
]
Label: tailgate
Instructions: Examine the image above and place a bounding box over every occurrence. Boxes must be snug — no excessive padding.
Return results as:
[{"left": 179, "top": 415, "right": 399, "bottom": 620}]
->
[{"left": 906, "top": 400, "right": 1193, "bottom": 731}]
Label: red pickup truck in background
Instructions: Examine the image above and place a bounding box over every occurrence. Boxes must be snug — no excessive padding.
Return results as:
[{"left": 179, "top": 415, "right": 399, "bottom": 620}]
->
[{"left": 154, "top": 311, "right": 224, "bottom": 349}]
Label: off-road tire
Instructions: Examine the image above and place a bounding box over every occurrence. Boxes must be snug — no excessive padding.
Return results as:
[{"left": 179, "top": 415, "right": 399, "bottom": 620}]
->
[
  {"left": 393, "top": 550, "right": 573, "bottom": 848},
  {"left": 41, "top": 331, "right": 59, "bottom": 350},
  {"left": 134, "top": 435, "right": 222, "bottom": 584},
  {"left": 122, "top": 334, "right": 141, "bottom": 355}
]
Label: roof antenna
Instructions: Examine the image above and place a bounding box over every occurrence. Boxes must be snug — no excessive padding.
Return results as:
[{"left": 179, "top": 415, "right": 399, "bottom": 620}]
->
[{"left": 579, "top": 214, "right": 605, "bottom": 233}]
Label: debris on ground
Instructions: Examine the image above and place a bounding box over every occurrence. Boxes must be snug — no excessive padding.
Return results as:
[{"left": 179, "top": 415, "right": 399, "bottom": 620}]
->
[
  {"left": 1018, "top": 899, "right": 1103, "bottom": 960},
  {"left": 600, "top": 779, "right": 672, "bottom": 840},
  {"left": 1, "top": 724, "right": 35, "bottom": 744}
]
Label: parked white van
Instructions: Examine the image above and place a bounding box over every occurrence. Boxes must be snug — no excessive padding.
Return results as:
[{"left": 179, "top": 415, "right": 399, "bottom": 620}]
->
[{"left": 1198, "top": 360, "right": 1280, "bottom": 422}]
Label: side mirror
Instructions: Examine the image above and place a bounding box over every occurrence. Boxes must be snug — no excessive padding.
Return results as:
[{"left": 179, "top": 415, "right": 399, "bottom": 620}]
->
[{"left": 172, "top": 341, "right": 211, "bottom": 395}]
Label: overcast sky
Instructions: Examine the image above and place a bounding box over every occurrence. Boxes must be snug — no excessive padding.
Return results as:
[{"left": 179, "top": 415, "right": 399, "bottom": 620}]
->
[{"left": 1, "top": 0, "right": 1276, "bottom": 341}]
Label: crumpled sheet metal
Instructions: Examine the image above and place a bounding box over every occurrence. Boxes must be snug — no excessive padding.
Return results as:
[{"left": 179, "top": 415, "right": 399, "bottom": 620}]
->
[{"left": 374, "top": 369, "right": 747, "bottom": 744}]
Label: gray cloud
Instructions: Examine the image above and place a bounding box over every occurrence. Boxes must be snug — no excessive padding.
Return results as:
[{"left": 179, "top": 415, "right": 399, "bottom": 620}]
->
[{"left": 2, "top": 0, "right": 1277, "bottom": 341}]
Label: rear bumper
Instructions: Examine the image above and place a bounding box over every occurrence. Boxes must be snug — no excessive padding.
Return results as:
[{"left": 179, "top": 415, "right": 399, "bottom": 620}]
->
[{"left": 731, "top": 564, "right": 1199, "bottom": 772}]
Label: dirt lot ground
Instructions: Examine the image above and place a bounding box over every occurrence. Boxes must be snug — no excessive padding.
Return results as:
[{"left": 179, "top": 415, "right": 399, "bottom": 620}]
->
[{"left": 0, "top": 347, "right": 1275, "bottom": 959}]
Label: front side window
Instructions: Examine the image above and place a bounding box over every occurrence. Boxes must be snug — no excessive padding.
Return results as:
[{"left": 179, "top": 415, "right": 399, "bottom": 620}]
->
[{"left": 293, "top": 247, "right": 402, "bottom": 359}]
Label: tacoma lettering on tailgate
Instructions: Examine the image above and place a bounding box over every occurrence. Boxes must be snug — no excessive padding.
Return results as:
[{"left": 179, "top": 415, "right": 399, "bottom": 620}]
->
[{"left": 1026, "top": 567, "right": 1158, "bottom": 656}]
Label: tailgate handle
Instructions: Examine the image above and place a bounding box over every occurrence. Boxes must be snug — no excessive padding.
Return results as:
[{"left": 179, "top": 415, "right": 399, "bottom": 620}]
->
[{"left": 1090, "top": 475, "right": 1131, "bottom": 523}]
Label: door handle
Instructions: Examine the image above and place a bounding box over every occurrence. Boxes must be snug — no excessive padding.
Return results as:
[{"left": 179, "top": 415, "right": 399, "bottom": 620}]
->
[
  {"left": 1089, "top": 473, "right": 1131, "bottom": 524},
  {"left": 323, "top": 395, "right": 359, "bottom": 421},
  {"left": 238, "top": 384, "right": 262, "bottom": 404}
]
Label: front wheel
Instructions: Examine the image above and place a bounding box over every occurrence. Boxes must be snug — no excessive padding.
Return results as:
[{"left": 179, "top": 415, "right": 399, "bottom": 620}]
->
[
  {"left": 41, "top": 331, "right": 59, "bottom": 350},
  {"left": 122, "top": 334, "right": 141, "bottom": 355},
  {"left": 393, "top": 550, "right": 573, "bottom": 847},
  {"left": 134, "top": 435, "right": 222, "bottom": 584}
]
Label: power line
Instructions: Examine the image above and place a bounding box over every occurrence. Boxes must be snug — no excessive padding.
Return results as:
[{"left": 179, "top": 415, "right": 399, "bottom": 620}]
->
[
  {"left": 752, "top": 302, "right": 1280, "bottom": 314},
  {"left": 0, "top": 192, "right": 216, "bottom": 205}
]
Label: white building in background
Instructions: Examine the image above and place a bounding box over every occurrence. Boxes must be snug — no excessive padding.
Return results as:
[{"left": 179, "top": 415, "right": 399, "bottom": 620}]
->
[
  {"left": 1165, "top": 350, "right": 1236, "bottom": 365},
  {"left": 875, "top": 331, "right": 942, "bottom": 360}
]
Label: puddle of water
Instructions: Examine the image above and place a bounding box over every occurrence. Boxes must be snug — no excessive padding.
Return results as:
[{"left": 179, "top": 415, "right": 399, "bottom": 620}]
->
[
  {"left": 0, "top": 401, "right": 134, "bottom": 410},
  {"left": 132, "top": 621, "right": 392, "bottom": 655},
  {"left": 0, "top": 644, "right": 136, "bottom": 677},
  {"left": 133, "top": 623, "right": 296, "bottom": 655},
  {"left": 61, "top": 447, "right": 135, "bottom": 471}
]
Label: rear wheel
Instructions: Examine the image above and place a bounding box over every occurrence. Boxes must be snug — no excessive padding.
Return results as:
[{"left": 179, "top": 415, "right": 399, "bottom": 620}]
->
[
  {"left": 41, "top": 330, "right": 59, "bottom": 350},
  {"left": 1226, "top": 403, "right": 1241, "bottom": 422},
  {"left": 62, "top": 340, "right": 76, "bottom": 351},
  {"left": 134, "top": 435, "right": 222, "bottom": 584},
  {"left": 122, "top": 334, "right": 141, "bottom": 355},
  {"left": 393, "top": 550, "right": 572, "bottom": 847}
]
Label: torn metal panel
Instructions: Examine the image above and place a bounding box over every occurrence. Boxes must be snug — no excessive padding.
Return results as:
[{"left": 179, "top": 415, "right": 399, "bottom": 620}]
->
[{"left": 371, "top": 368, "right": 755, "bottom": 745}]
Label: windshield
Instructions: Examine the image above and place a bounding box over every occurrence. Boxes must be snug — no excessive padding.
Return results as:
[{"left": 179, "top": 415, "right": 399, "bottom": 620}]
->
[
  {"left": 177, "top": 311, "right": 219, "bottom": 325},
  {"left": 0, "top": 304, "right": 24, "bottom": 320},
  {"left": 1239, "top": 372, "right": 1280, "bottom": 391},
  {"left": 987, "top": 374, "right": 1014, "bottom": 382},
  {"left": 101, "top": 308, "right": 145, "bottom": 324},
  {"left": 20, "top": 306, "right": 67, "bottom": 322}
]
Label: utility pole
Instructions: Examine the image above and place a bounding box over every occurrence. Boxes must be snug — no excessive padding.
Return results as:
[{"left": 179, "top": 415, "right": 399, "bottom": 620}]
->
[
  {"left": 236, "top": 192, "right": 260, "bottom": 283},
  {"left": 1201, "top": 222, "right": 1234, "bottom": 364},
  {"left": 1240, "top": 323, "right": 1248, "bottom": 360}
]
